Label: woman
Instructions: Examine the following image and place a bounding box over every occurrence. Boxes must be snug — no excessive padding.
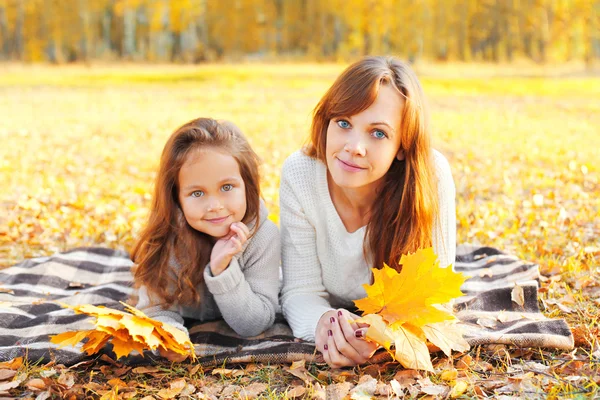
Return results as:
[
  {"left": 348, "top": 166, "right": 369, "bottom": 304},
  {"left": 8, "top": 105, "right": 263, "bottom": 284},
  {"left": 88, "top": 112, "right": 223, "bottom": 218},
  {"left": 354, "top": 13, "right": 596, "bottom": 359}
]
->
[{"left": 279, "top": 56, "right": 456, "bottom": 368}]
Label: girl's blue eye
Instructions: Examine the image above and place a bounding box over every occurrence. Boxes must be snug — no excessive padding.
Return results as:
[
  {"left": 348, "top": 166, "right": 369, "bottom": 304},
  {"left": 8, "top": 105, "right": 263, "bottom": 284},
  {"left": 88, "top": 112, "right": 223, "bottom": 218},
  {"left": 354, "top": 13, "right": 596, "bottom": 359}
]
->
[
  {"left": 222, "top": 184, "right": 233, "bottom": 192},
  {"left": 372, "top": 130, "right": 387, "bottom": 139},
  {"left": 191, "top": 190, "right": 204, "bottom": 197},
  {"left": 337, "top": 120, "right": 351, "bottom": 129}
]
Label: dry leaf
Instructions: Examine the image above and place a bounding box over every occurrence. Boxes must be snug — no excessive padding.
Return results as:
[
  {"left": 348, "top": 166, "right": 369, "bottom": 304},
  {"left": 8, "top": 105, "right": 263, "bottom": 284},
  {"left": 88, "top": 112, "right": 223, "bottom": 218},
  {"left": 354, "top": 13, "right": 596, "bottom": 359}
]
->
[
  {"left": 0, "top": 370, "right": 16, "bottom": 381},
  {"left": 50, "top": 302, "right": 195, "bottom": 360},
  {"left": 511, "top": 284, "right": 525, "bottom": 307},
  {"left": 212, "top": 368, "right": 244, "bottom": 377},
  {"left": 0, "top": 357, "right": 22, "bottom": 370},
  {"left": 25, "top": 378, "right": 47, "bottom": 391},
  {"left": 287, "top": 385, "right": 306, "bottom": 398},
  {"left": 133, "top": 366, "right": 159, "bottom": 374},
  {"left": 284, "top": 361, "right": 314, "bottom": 383},
  {"left": 354, "top": 248, "right": 468, "bottom": 371},
  {"left": 239, "top": 382, "right": 267, "bottom": 399},
  {"left": 450, "top": 380, "right": 469, "bottom": 398},
  {"left": 350, "top": 375, "right": 377, "bottom": 399}
]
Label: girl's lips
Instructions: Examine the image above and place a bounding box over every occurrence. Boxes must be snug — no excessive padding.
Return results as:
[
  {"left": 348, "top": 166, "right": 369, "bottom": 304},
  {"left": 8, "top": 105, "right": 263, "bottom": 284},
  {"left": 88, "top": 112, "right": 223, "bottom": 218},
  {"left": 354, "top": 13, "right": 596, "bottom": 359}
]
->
[
  {"left": 205, "top": 215, "right": 231, "bottom": 224},
  {"left": 337, "top": 158, "right": 366, "bottom": 172}
]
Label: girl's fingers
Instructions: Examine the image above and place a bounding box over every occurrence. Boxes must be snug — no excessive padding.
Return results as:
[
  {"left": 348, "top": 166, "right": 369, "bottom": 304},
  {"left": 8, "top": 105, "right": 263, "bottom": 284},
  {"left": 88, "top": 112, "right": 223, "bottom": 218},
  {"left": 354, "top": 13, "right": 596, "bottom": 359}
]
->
[
  {"left": 230, "top": 236, "right": 242, "bottom": 252},
  {"left": 237, "top": 222, "right": 250, "bottom": 238},
  {"left": 230, "top": 224, "right": 248, "bottom": 244}
]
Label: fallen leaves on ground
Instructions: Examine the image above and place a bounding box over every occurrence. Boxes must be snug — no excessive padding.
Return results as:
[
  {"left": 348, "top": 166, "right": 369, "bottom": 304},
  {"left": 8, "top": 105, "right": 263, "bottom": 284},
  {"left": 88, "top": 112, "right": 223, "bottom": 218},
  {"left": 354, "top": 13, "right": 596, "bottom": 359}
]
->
[
  {"left": 50, "top": 302, "right": 195, "bottom": 361},
  {"left": 354, "top": 247, "right": 470, "bottom": 371}
]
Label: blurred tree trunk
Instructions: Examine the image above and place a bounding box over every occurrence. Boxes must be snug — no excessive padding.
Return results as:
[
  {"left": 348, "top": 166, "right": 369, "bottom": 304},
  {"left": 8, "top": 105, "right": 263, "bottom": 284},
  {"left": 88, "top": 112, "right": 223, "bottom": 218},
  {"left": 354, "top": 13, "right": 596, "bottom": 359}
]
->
[
  {"left": 79, "top": 0, "right": 90, "bottom": 61},
  {"left": 0, "top": 4, "right": 9, "bottom": 59},
  {"left": 504, "top": 0, "right": 515, "bottom": 62},
  {"left": 272, "top": 0, "right": 283, "bottom": 54},
  {"left": 101, "top": 5, "right": 112, "bottom": 58},
  {"left": 456, "top": 0, "right": 468, "bottom": 61},
  {"left": 14, "top": 0, "right": 24, "bottom": 60},
  {"left": 123, "top": 4, "right": 136, "bottom": 58},
  {"left": 519, "top": 0, "right": 534, "bottom": 58}
]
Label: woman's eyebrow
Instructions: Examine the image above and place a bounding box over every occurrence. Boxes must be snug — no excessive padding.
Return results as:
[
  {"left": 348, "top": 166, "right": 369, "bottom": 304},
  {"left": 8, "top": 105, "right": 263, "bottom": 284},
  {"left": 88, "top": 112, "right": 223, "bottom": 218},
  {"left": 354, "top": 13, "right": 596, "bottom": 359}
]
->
[{"left": 370, "top": 121, "right": 396, "bottom": 133}]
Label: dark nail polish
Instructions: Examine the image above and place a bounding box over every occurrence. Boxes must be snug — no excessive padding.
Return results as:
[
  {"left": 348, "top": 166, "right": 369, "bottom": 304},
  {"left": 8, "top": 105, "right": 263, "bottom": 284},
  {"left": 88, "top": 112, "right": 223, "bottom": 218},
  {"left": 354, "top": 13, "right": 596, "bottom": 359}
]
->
[
  {"left": 324, "top": 344, "right": 328, "bottom": 351},
  {"left": 330, "top": 317, "right": 335, "bottom": 323},
  {"left": 337, "top": 310, "right": 343, "bottom": 317},
  {"left": 355, "top": 330, "right": 363, "bottom": 338},
  {"left": 328, "top": 330, "right": 333, "bottom": 337}
]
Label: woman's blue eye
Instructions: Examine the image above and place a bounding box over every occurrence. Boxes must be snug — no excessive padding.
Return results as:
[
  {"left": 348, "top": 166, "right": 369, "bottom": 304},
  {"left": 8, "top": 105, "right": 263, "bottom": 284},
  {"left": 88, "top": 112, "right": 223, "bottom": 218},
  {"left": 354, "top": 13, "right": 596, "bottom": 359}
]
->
[
  {"left": 191, "top": 190, "right": 204, "bottom": 197},
  {"left": 222, "top": 184, "right": 233, "bottom": 192},
  {"left": 372, "top": 130, "right": 387, "bottom": 139},
  {"left": 337, "top": 120, "right": 351, "bottom": 129}
]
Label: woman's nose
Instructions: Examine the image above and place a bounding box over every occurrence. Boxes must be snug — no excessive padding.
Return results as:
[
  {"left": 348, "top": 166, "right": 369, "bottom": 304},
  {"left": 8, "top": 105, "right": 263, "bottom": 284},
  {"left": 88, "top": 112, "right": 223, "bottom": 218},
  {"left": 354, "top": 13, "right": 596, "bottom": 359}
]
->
[{"left": 343, "top": 133, "right": 366, "bottom": 156}]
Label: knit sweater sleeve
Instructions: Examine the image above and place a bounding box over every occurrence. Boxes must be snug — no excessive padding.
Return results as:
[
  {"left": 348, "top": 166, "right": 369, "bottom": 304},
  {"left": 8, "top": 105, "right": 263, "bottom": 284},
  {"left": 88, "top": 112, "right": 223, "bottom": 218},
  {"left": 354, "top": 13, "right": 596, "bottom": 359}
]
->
[
  {"left": 279, "top": 153, "right": 335, "bottom": 342},
  {"left": 432, "top": 150, "right": 457, "bottom": 269},
  {"left": 203, "top": 218, "right": 280, "bottom": 337}
]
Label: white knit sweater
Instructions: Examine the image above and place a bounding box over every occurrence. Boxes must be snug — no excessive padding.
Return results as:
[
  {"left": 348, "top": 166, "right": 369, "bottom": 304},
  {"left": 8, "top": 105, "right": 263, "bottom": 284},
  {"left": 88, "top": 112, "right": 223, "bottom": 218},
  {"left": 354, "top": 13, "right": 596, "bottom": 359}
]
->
[{"left": 279, "top": 150, "right": 456, "bottom": 341}]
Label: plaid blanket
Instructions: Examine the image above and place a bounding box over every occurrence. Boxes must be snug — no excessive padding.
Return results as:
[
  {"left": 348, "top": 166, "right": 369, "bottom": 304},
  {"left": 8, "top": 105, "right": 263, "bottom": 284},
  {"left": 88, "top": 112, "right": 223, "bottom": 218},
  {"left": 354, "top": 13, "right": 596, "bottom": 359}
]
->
[{"left": 0, "top": 246, "right": 573, "bottom": 365}]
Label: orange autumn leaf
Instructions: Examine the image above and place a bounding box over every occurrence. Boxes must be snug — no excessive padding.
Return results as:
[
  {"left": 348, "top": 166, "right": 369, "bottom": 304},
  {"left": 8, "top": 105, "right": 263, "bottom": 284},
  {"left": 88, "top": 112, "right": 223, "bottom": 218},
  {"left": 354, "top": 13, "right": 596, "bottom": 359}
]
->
[
  {"left": 354, "top": 247, "right": 469, "bottom": 371},
  {"left": 50, "top": 302, "right": 195, "bottom": 361}
]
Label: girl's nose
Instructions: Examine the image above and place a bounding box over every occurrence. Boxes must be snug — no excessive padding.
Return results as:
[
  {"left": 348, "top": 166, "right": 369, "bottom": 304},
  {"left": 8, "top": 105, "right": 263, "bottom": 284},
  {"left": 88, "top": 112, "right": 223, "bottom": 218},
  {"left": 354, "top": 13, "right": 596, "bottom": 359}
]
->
[{"left": 206, "top": 198, "right": 224, "bottom": 212}]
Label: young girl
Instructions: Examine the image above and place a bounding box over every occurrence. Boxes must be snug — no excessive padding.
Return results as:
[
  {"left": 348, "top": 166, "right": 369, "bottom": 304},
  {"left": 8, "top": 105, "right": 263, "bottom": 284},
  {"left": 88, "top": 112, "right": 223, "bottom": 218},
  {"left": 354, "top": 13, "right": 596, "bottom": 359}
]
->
[
  {"left": 280, "top": 56, "right": 456, "bottom": 368},
  {"left": 133, "top": 117, "right": 280, "bottom": 361}
]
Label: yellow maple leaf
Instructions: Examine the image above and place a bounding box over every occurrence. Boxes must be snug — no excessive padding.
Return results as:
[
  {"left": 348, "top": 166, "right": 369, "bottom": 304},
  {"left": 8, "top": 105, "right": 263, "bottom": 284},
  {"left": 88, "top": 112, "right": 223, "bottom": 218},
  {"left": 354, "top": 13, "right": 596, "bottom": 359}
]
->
[
  {"left": 354, "top": 247, "right": 469, "bottom": 371},
  {"left": 50, "top": 302, "right": 196, "bottom": 361},
  {"left": 392, "top": 323, "right": 434, "bottom": 372},
  {"left": 421, "top": 321, "right": 470, "bottom": 357},
  {"left": 50, "top": 330, "right": 93, "bottom": 348}
]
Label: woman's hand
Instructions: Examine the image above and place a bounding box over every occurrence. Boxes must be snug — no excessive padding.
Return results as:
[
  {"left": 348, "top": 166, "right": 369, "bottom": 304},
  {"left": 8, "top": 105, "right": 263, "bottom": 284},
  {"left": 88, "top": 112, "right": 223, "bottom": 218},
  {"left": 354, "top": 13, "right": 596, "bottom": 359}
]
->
[
  {"left": 158, "top": 347, "right": 188, "bottom": 362},
  {"left": 210, "top": 222, "right": 250, "bottom": 276},
  {"left": 315, "top": 309, "right": 378, "bottom": 368}
]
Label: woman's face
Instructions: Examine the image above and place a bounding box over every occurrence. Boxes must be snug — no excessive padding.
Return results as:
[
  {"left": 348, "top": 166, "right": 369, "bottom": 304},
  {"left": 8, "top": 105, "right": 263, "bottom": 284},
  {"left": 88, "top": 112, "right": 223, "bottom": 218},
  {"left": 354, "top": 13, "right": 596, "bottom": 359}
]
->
[{"left": 325, "top": 83, "right": 404, "bottom": 192}]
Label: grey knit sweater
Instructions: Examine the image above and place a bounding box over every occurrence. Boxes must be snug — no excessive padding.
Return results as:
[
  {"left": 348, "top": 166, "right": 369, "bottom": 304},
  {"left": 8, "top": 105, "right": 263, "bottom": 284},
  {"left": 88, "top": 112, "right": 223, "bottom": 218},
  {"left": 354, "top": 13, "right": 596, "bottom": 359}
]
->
[
  {"left": 280, "top": 150, "right": 456, "bottom": 341},
  {"left": 136, "top": 202, "right": 281, "bottom": 338}
]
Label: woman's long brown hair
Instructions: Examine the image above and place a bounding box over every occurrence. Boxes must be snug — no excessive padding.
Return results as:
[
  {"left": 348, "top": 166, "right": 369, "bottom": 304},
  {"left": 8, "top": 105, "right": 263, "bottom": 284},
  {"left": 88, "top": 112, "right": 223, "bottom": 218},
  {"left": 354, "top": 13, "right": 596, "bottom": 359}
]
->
[
  {"left": 131, "top": 118, "right": 261, "bottom": 306},
  {"left": 306, "top": 56, "right": 439, "bottom": 271}
]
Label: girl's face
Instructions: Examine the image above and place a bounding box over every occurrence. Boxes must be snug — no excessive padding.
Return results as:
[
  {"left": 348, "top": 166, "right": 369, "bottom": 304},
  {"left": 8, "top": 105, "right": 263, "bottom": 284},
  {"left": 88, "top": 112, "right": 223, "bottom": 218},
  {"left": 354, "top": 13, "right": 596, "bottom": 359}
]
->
[
  {"left": 325, "top": 83, "right": 404, "bottom": 192},
  {"left": 178, "top": 148, "right": 247, "bottom": 239}
]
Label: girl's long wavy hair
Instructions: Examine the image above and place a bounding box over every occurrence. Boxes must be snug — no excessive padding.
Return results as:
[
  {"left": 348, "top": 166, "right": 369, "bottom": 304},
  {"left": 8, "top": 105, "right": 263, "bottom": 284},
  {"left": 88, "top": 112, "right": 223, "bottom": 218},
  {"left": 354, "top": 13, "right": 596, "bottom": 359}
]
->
[
  {"left": 132, "top": 118, "right": 261, "bottom": 306},
  {"left": 306, "top": 56, "right": 439, "bottom": 271}
]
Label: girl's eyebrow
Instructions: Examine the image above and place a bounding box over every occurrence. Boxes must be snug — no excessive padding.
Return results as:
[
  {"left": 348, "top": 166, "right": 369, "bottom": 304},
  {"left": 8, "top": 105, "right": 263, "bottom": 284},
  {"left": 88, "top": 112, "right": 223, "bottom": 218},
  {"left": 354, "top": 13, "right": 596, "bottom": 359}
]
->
[{"left": 218, "top": 176, "right": 242, "bottom": 184}]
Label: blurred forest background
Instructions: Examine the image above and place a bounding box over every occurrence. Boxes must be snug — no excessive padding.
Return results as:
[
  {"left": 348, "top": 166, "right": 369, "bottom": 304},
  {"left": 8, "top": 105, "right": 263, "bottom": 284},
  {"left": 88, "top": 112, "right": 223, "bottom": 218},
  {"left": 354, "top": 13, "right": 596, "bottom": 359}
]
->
[{"left": 0, "top": 0, "right": 599, "bottom": 64}]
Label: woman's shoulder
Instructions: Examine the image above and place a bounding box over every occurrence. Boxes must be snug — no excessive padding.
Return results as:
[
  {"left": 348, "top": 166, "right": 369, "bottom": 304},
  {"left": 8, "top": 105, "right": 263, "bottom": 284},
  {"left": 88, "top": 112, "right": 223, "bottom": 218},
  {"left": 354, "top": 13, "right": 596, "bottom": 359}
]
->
[
  {"left": 432, "top": 149, "right": 453, "bottom": 179},
  {"left": 431, "top": 149, "right": 455, "bottom": 196},
  {"left": 281, "top": 149, "right": 319, "bottom": 181}
]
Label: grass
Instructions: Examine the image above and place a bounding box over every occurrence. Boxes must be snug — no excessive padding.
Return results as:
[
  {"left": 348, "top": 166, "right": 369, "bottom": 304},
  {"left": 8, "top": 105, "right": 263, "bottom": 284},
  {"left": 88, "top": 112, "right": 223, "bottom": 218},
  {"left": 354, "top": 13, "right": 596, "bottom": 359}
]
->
[{"left": 0, "top": 62, "right": 599, "bottom": 398}]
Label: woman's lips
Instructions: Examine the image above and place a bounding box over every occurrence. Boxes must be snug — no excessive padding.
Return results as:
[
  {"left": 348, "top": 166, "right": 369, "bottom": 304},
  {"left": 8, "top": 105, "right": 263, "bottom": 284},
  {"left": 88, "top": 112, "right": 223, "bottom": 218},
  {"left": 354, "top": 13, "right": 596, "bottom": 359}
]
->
[{"left": 337, "top": 158, "right": 366, "bottom": 172}]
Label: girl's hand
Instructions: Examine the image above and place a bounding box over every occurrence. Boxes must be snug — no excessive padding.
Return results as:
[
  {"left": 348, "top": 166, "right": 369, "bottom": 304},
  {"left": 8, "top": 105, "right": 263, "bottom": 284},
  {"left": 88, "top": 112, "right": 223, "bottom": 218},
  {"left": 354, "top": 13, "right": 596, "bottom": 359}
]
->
[
  {"left": 315, "top": 309, "right": 378, "bottom": 368},
  {"left": 158, "top": 347, "right": 188, "bottom": 362},
  {"left": 210, "top": 222, "right": 250, "bottom": 276}
]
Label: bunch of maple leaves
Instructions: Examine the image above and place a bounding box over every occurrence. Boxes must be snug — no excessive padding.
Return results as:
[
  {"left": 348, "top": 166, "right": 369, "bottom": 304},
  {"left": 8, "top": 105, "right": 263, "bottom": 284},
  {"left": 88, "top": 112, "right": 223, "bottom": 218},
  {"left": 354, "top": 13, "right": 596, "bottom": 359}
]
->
[
  {"left": 50, "top": 302, "right": 196, "bottom": 360},
  {"left": 354, "top": 247, "right": 470, "bottom": 372}
]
